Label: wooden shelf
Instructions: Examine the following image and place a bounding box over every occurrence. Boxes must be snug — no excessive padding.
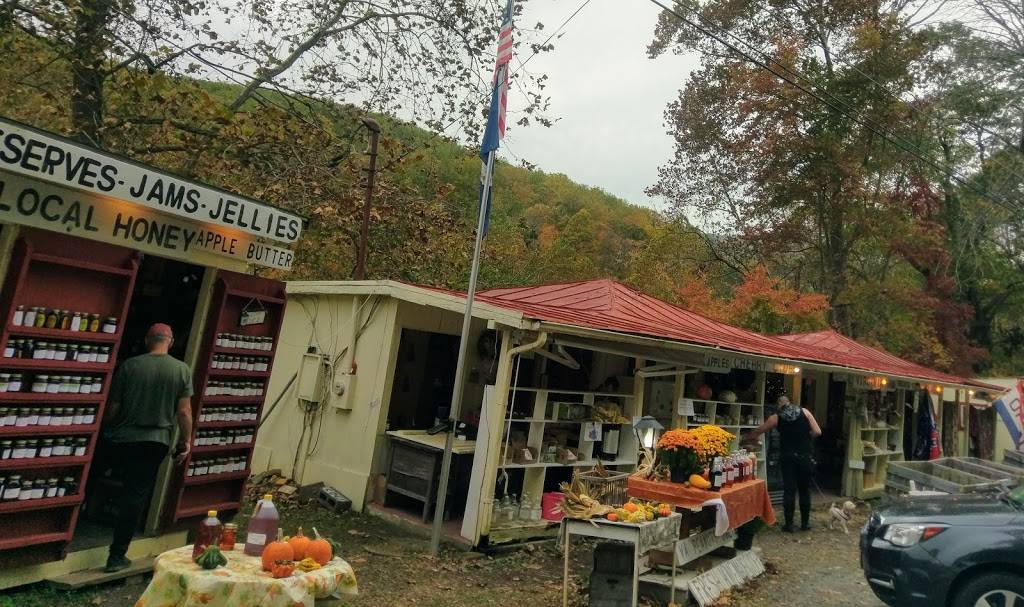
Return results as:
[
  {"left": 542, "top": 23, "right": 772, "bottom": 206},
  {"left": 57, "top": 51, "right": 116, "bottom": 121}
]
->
[
  {"left": 0, "top": 358, "right": 113, "bottom": 372},
  {"left": 224, "top": 288, "right": 285, "bottom": 305},
  {"left": 0, "top": 531, "right": 70, "bottom": 551},
  {"left": 201, "top": 396, "right": 264, "bottom": 405},
  {"left": 197, "top": 420, "right": 258, "bottom": 430},
  {"left": 0, "top": 393, "right": 103, "bottom": 403},
  {"left": 175, "top": 500, "right": 242, "bottom": 520},
  {"left": 507, "top": 387, "right": 634, "bottom": 398},
  {"left": 0, "top": 424, "right": 97, "bottom": 437},
  {"left": 207, "top": 368, "right": 271, "bottom": 379},
  {"left": 691, "top": 399, "right": 764, "bottom": 408},
  {"left": 183, "top": 470, "right": 249, "bottom": 486},
  {"left": 4, "top": 326, "right": 120, "bottom": 343},
  {"left": 0, "top": 494, "right": 83, "bottom": 514},
  {"left": 864, "top": 450, "right": 902, "bottom": 458},
  {"left": 507, "top": 418, "right": 630, "bottom": 425},
  {"left": 32, "top": 253, "right": 135, "bottom": 276},
  {"left": 0, "top": 455, "right": 90, "bottom": 470},
  {"left": 191, "top": 443, "right": 253, "bottom": 455}
]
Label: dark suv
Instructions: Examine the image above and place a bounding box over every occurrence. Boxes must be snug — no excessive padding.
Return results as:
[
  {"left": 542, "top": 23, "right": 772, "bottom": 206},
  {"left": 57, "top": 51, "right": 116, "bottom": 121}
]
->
[{"left": 860, "top": 485, "right": 1024, "bottom": 607}]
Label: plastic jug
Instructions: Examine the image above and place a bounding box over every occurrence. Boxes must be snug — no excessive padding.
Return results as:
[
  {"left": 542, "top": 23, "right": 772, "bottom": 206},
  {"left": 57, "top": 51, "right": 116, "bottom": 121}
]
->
[
  {"left": 193, "top": 510, "right": 223, "bottom": 559},
  {"left": 244, "top": 494, "right": 279, "bottom": 556}
]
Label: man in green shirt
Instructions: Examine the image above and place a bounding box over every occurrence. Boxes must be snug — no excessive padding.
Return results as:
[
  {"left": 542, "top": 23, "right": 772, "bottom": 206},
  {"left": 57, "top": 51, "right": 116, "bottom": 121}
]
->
[{"left": 102, "top": 323, "right": 193, "bottom": 572}]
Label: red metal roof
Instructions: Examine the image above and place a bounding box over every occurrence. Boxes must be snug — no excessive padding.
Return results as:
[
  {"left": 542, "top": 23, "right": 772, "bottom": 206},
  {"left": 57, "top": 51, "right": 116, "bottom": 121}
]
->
[{"left": 470, "top": 279, "right": 990, "bottom": 388}]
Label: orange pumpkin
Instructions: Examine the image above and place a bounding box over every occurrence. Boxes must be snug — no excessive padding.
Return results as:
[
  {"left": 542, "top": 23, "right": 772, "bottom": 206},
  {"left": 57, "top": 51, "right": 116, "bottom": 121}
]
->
[
  {"left": 287, "top": 527, "right": 311, "bottom": 561},
  {"left": 261, "top": 529, "right": 294, "bottom": 571},
  {"left": 307, "top": 527, "right": 333, "bottom": 565}
]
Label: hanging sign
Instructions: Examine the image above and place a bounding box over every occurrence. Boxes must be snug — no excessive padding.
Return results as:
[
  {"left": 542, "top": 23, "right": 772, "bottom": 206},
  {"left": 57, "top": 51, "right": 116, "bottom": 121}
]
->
[
  {"left": 701, "top": 353, "right": 767, "bottom": 373},
  {"left": 0, "top": 171, "right": 294, "bottom": 270},
  {"left": 0, "top": 117, "right": 303, "bottom": 243},
  {"left": 677, "top": 397, "right": 695, "bottom": 417},
  {"left": 993, "top": 380, "right": 1024, "bottom": 451}
]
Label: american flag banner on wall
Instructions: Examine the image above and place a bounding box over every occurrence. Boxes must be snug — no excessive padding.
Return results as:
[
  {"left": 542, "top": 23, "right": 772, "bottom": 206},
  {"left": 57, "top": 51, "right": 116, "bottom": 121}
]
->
[{"left": 478, "top": 0, "right": 514, "bottom": 236}]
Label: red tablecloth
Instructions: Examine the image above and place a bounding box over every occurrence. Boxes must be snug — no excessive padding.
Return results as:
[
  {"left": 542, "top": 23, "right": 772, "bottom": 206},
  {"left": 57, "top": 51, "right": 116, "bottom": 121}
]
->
[{"left": 627, "top": 477, "right": 777, "bottom": 529}]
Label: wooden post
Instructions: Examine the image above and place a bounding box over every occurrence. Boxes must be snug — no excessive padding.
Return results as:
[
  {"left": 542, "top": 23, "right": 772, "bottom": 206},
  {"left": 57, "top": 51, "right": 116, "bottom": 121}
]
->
[
  {"left": 562, "top": 530, "right": 570, "bottom": 607},
  {"left": 475, "top": 329, "right": 517, "bottom": 543}
]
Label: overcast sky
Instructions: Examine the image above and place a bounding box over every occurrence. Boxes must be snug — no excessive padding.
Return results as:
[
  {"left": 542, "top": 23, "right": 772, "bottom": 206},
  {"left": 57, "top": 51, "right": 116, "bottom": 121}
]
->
[{"left": 501, "top": 0, "right": 698, "bottom": 210}]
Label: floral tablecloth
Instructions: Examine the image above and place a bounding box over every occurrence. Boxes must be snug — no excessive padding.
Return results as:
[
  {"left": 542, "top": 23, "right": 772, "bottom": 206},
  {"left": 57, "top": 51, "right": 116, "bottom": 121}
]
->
[{"left": 134, "top": 546, "right": 358, "bottom": 607}]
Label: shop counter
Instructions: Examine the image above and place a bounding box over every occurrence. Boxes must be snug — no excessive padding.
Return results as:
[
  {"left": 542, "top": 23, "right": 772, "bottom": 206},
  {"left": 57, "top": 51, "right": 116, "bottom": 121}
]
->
[{"left": 627, "top": 477, "right": 776, "bottom": 531}]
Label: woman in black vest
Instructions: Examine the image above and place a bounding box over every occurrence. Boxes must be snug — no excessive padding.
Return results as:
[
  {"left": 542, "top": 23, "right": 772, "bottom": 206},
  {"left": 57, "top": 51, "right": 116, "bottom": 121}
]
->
[{"left": 745, "top": 395, "right": 822, "bottom": 532}]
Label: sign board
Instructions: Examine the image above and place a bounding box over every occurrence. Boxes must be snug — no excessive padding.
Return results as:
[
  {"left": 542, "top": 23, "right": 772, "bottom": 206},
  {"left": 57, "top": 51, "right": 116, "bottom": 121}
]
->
[
  {"left": 0, "top": 117, "right": 302, "bottom": 243},
  {"left": 848, "top": 459, "right": 866, "bottom": 470},
  {"left": 688, "top": 551, "right": 766, "bottom": 607},
  {"left": 701, "top": 353, "right": 767, "bottom": 373},
  {"left": 677, "top": 397, "right": 695, "bottom": 417},
  {"left": 674, "top": 528, "right": 736, "bottom": 564},
  {"left": 0, "top": 171, "right": 294, "bottom": 270},
  {"left": 240, "top": 309, "right": 267, "bottom": 326},
  {"left": 993, "top": 380, "right": 1024, "bottom": 451}
]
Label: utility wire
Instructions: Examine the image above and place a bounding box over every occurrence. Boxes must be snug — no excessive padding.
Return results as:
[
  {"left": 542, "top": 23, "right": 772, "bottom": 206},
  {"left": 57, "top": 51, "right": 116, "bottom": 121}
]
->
[{"left": 649, "top": 0, "right": 1023, "bottom": 216}]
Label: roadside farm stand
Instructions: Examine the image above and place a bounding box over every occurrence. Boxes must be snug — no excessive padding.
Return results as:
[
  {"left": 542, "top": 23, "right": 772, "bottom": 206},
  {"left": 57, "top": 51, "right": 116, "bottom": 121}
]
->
[
  {"left": 252, "top": 280, "right": 997, "bottom": 549},
  {"left": 0, "top": 116, "right": 301, "bottom": 587}
]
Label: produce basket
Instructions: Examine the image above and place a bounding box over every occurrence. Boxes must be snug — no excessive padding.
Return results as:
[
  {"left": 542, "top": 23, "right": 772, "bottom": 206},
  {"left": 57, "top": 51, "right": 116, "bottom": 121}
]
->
[{"left": 578, "top": 466, "right": 630, "bottom": 507}]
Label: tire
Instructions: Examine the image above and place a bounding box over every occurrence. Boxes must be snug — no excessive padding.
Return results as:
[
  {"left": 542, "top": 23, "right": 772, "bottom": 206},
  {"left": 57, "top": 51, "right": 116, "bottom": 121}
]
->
[{"left": 953, "top": 572, "right": 1024, "bottom": 607}]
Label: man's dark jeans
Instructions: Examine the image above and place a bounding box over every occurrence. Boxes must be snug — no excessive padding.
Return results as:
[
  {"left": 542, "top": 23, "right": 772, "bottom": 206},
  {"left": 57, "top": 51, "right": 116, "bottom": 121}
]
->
[{"left": 105, "top": 441, "right": 169, "bottom": 560}]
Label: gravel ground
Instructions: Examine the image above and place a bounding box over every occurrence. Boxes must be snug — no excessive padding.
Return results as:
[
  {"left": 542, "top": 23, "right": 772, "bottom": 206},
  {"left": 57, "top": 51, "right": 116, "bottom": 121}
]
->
[{"left": 728, "top": 506, "right": 884, "bottom": 607}]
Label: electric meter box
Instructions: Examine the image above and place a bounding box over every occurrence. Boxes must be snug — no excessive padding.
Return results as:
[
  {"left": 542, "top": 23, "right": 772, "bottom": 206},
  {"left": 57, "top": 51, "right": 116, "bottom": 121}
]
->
[{"left": 297, "top": 352, "right": 326, "bottom": 403}]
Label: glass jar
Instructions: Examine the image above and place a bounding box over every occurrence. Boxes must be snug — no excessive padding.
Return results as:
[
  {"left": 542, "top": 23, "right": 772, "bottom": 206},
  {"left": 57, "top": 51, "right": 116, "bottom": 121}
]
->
[
  {"left": 0, "top": 375, "right": 8, "bottom": 393},
  {"left": 55, "top": 343, "right": 68, "bottom": 361},
  {"left": 27, "top": 408, "right": 39, "bottom": 426},
  {"left": 196, "top": 460, "right": 209, "bottom": 476},
  {"left": 46, "top": 375, "right": 60, "bottom": 394},
  {"left": 3, "top": 475, "right": 21, "bottom": 501},
  {"left": 2, "top": 408, "right": 15, "bottom": 426},
  {"left": 45, "top": 478, "right": 58, "bottom": 498},
  {"left": 88, "top": 313, "right": 100, "bottom": 332},
  {"left": 91, "top": 376, "right": 102, "bottom": 393},
  {"left": 59, "top": 310, "right": 71, "bottom": 330},
  {"left": 23, "top": 307, "right": 37, "bottom": 327},
  {"left": 80, "top": 345, "right": 93, "bottom": 363},
  {"left": 70, "top": 312, "right": 82, "bottom": 332},
  {"left": 18, "top": 480, "right": 33, "bottom": 500},
  {"left": 74, "top": 438, "right": 87, "bottom": 457},
  {"left": 8, "top": 373, "right": 21, "bottom": 392},
  {"left": 12, "top": 305, "right": 25, "bottom": 326},
  {"left": 2, "top": 341, "right": 13, "bottom": 358},
  {"left": 0, "top": 407, "right": 7, "bottom": 424},
  {"left": 101, "top": 317, "right": 118, "bottom": 334},
  {"left": 45, "top": 308, "right": 59, "bottom": 329},
  {"left": 23, "top": 439, "right": 38, "bottom": 459},
  {"left": 97, "top": 346, "right": 110, "bottom": 364},
  {"left": 32, "top": 341, "right": 48, "bottom": 360},
  {"left": 219, "top": 523, "right": 237, "bottom": 551},
  {"left": 34, "top": 308, "right": 47, "bottom": 328},
  {"left": 71, "top": 408, "right": 83, "bottom": 425},
  {"left": 53, "top": 438, "right": 67, "bottom": 456},
  {"left": 38, "top": 407, "right": 52, "bottom": 426},
  {"left": 82, "top": 407, "right": 96, "bottom": 425},
  {"left": 15, "top": 409, "right": 32, "bottom": 426},
  {"left": 0, "top": 440, "right": 11, "bottom": 459},
  {"left": 39, "top": 439, "right": 53, "bottom": 458}
]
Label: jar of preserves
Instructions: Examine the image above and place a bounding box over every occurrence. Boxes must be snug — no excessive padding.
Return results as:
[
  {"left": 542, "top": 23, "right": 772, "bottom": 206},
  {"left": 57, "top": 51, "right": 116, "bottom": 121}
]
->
[
  {"left": 32, "top": 342, "right": 48, "bottom": 360},
  {"left": 12, "top": 339, "right": 24, "bottom": 359},
  {"left": 45, "top": 308, "right": 59, "bottom": 329},
  {"left": 2, "top": 341, "right": 13, "bottom": 358},
  {"left": 82, "top": 407, "right": 96, "bottom": 425},
  {"left": 34, "top": 308, "right": 47, "bottom": 328},
  {"left": 91, "top": 376, "right": 103, "bottom": 393},
  {"left": 12, "top": 305, "right": 25, "bottom": 326},
  {"left": 0, "top": 440, "right": 11, "bottom": 459},
  {"left": 72, "top": 408, "right": 84, "bottom": 425},
  {"left": 23, "top": 439, "right": 38, "bottom": 459},
  {"left": 45, "top": 478, "right": 58, "bottom": 498},
  {"left": 88, "top": 313, "right": 100, "bottom": 332},
  {"left": 27, "top": 408, "right": 39, "bottom": 426},
  {"left": 39, "top": 407, "right": 52, "bottom": 426},
  {"left": 59, "top": 310, "right": 71, "bottom": 330},
  {"left": 101, "top": 317, "right": 118, "bottom": 334},
  {"left": 70, "top": 312, "right": 82, "bottom": 331},
  {"left": 39, "top": 439, "right": 53, "bottom": 458},
  {"left": 97, "top": 346, "right": 111, "bottom": 364},
  {"left": 219, "top": 523, "right": 238, "bottom": 551},
  {"left": 22, "top": 307, "right": 37, "bottom": 327},
  {"left": 74, "top": 438, "right": 87, "bottom": 457},
  {"left": 0, "top": 376, "right": 8, "bottom": 393},
  {"left": 2, "top": 409, "right": 15, "bottom": 426},
  {"left": 8, "top": 373, "right": 22, "bottom": 392},
  {"left": 45, "top": 376, "right": 59, "bottom": 394},
  {"left": 3, "top": 475, "right": 21, "bottom": 501},
  {"left": 68, "top": 344, "right": 79, "bottom": 361},
  {"left": 55, "top": 343, "right": 68, "bottom": 361}
]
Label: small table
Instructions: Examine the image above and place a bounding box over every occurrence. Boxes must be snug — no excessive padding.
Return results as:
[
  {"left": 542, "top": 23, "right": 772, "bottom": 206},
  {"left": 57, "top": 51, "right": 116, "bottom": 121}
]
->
[
  {"left": 134, "top": 545, "right": 358, "bottom": 607},
  {"left": 627, "top": 477, "right": 777, "bottom": 532},
  {"left": 561, "top": 514, "right": 681, "bottom": 607},
  {"left": 385, "top": 430, "right": 476, "bottom": 522}
]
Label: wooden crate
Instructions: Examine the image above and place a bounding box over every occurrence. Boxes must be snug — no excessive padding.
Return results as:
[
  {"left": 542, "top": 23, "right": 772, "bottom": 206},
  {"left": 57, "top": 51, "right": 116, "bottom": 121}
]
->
[{"left": 887, "top": 459, "right": 1008, "bottom": 495}]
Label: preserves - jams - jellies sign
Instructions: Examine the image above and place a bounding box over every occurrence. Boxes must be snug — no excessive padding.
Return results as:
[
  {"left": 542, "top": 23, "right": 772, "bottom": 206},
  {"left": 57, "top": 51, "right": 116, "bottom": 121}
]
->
[{"left": 0, "top": 116, "right": 300, "bottom": 270}]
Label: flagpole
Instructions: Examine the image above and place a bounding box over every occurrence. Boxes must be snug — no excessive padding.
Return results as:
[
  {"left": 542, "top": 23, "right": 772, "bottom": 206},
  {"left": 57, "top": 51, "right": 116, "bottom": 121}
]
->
[{"left": 430, "top": 150, "right": 496, "bottom": 556}]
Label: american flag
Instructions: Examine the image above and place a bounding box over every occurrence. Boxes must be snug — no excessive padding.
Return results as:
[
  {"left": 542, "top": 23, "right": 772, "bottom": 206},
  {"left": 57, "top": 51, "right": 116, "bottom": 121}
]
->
[{"left": 479, "top": 0, "right": 514, "bottom": 235}]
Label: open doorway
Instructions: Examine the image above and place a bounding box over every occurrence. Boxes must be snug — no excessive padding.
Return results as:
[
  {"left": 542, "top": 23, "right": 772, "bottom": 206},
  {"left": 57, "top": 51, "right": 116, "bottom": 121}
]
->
[{"left": 72, "top": 254, "right": 203, "bottom": 552}]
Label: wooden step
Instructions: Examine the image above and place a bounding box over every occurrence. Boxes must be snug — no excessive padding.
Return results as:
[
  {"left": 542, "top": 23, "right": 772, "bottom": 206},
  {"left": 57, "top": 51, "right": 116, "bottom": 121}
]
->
[{"left": 45, "top": 556, "right": 155, "bottom": 590}]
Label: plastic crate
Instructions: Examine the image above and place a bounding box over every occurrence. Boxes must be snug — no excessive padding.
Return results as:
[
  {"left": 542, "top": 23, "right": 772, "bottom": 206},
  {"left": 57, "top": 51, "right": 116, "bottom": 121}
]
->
[{"left": 577, "top": 469, "right": 630, "bottom": 507}]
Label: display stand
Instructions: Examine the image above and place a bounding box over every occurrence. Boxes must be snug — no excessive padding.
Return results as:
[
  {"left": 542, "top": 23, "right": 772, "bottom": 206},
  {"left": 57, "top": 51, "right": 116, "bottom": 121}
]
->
[
  {"left": 844, "top": 384, "right": 906, "bottom": 499},
  {"left": 165, "top": 271, "right": 286, "bottom": 523},
  {"left": 560, "top": 514, "right": 681, "bottom": 607},
  {"left": 0, "top": 230, "right": 139, "bottom": 562}
]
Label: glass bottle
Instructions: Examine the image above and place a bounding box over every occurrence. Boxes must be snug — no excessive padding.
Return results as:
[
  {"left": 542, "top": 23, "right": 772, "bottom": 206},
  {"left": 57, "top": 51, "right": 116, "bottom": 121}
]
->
[
  {"left": 34, "top": 308, "right": 47, "bottom": 328},
  {"left": 12, "top": 305, "right": 25, "bottom": 326},
  {"left": 45, "top": 309, "right": 59, "bottom": 329},
  {"left": 193, "top": 510, "right": 224, "bottom": 558}
]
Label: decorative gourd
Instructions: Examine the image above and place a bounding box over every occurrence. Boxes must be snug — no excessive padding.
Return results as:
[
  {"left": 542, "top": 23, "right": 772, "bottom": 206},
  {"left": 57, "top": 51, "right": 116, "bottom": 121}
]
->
[
  {"left": 194, "top": 546, "right": 228, "bottom": 570},
  {"left": 307, "top": 527, "right": 333, "bottom": 565},
  {"left": 261, "top": 529, "right": 294, "bottom": 571},
  {"left": 689, "top": 474, "right": 712, "bottom": 490},
  {"left": 271, "top": 560, "right": 296, "bottom": 579},
  {"left": 287, "top": 527, "right": 311, "bottom": 561}
]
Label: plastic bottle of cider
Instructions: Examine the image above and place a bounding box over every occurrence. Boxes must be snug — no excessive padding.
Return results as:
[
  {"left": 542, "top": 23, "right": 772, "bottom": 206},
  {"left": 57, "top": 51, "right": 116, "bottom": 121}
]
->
[
  {"left": 244, "top": 494, "right": 280, "bottom": 556},
  {"left": 193, "top": 510, "right": 223, "bottom": 559}
]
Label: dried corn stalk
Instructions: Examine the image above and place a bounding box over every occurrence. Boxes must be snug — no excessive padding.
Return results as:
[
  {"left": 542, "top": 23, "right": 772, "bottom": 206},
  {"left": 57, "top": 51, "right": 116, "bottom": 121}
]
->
[{"left": 557, "top": 473, "right": 614, "bottom": 520}]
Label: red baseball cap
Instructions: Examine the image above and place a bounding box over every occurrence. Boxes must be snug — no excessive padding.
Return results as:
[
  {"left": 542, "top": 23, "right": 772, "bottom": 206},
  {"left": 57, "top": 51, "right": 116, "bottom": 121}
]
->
[{"left": 146, "top": 323, "right": 173, "bottom": 339}]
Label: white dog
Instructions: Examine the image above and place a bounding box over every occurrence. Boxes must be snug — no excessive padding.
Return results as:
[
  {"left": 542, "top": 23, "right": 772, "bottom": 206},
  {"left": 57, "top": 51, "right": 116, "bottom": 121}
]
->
[{"left": 828, "top": 501, "right": 857, "bottom": 534}]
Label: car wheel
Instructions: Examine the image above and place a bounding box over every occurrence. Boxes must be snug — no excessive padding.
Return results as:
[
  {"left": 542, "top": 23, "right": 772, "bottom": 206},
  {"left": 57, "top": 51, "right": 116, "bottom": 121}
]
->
[{"left": 954, "top": 573, "right": 1024, "bottom": 607}]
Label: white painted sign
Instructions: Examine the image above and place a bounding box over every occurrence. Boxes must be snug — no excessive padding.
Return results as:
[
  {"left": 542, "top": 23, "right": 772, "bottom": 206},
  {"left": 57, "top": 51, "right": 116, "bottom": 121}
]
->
[
  {"left": 677, "top": 397, "right": 695, "bottom": 417},
  {"left": 0, "top": 171, "right": 294, "bottom": 270},
  {"left": 582, "top": 422, "right": 602, "bottom": 442},
  {"left": 702, "top": 353, "right": 767, "bottom": 373},
  {"left": 675, "top": 528, "right": 736, "bottom": 564},
  {"left": 688, "top": 551, "right": 766, "bottom": 607},
  {"left": 0, "top": 117, "right": 302, "bottom": 243}
]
